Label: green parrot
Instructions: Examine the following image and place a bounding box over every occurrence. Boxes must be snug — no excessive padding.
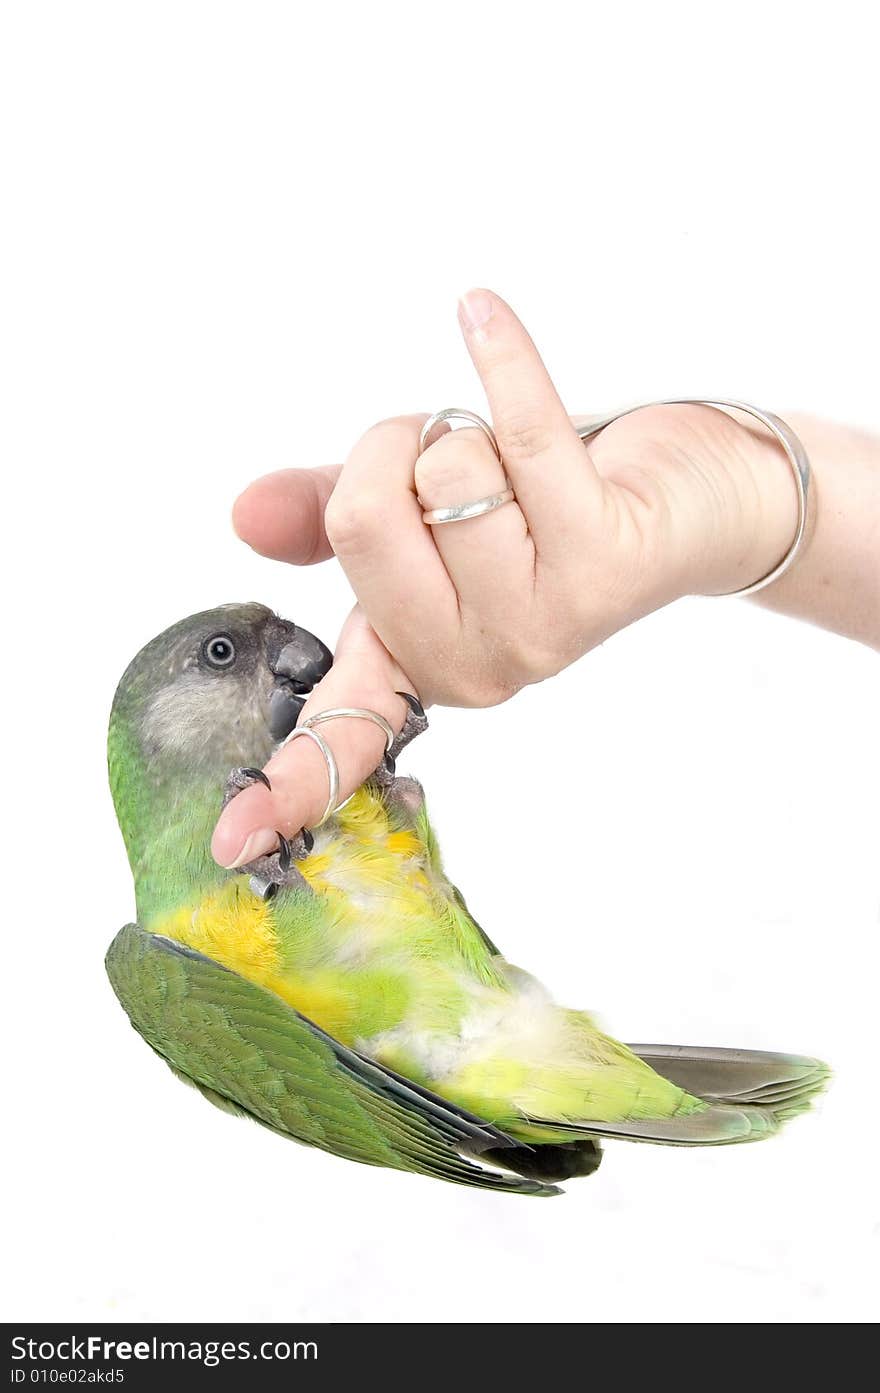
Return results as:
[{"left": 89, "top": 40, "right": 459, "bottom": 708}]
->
[{"left": 106, "top": 603, "right": 829, "bottom": 1195}]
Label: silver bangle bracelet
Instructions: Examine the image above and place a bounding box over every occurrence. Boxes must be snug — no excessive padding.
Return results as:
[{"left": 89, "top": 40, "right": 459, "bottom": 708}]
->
[{"left": 575, "top": 399, "right": 811, "bottom": 598}]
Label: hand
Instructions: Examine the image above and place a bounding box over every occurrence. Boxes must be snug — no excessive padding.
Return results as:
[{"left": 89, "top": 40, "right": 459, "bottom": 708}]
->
[{"left": 212, "top": 289, "right": 799, "bottom": 867}]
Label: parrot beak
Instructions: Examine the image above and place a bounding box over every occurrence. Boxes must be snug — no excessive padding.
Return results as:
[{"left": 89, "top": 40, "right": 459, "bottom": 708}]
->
[{"left": 267, "top": 624, "right": 334, "bottom": 742}]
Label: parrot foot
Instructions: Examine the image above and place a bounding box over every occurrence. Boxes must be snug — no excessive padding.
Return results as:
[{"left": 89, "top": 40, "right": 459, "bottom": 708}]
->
[
  {"left": 244, "top": 832, "right": 314, "bottom": 901},
  {"left": 222, "top": 766, "right": 315, "bottom": 899},
  {"left": 372, "top": 692, "right": 428, "bottom": 787},
  {"left": 222, "top": 765, "right": 272, "bottom": 808}
]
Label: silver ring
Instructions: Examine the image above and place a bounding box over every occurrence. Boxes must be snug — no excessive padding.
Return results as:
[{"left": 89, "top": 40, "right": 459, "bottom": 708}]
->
[
  {"left": 418, "top": 407, "right": 502, "bottom": 458},
  {"left": 418, "top": 408, "right": 516, "bottom": 526},
  {"left": 302, "top": 707, "right": 395, "bottom": 754},
  {"left": 576, "top": 399, "right": 811, "bottom": 597},
  {"left": 285, "top": 708, "right": 397, "bottom": 825},
  {"left": 281, "top": 726, "right": 339, "bottom": 826}
]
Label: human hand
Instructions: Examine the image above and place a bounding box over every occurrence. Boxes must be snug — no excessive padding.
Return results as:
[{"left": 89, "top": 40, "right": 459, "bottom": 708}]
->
[{"left": 212, "top": 289, "right": 799, "bottom": 867}]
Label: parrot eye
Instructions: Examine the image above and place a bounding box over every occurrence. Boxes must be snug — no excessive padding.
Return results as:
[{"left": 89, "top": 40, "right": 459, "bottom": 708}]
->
[{"left": 202, "top": 633, "right": 237, "bottom": 669}]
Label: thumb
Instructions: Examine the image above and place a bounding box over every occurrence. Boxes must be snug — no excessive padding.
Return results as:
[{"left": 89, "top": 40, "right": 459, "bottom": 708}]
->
[
  {"left": 211, "top": 608, "right": 418, "bottom": 868},
  {"left": 233, "top": 463, "right": 341, "bottom": 565}
]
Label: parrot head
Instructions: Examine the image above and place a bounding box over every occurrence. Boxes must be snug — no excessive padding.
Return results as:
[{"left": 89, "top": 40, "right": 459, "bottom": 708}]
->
[
  {"left": 111, "top": 602, "right": 333, "bottom": 775},
  {"left": 108, "top": 603, "right": 333, "bottom": 917}
]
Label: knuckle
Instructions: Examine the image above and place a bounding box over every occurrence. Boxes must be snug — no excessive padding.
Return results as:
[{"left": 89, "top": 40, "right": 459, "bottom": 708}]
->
[
  {"left": 468, "top": 653, "right": 524, "bottom": 708},
  {"left": 362, "top": 414, "right": 416, "bottom": 442},
  {"left": 507, "top": 641, "right": 551, "bottom": 688},
  {"left": 323, "top": 490, "right": 382, "bottom": 553},
  {"left": 480, "top": 674, "right": 520, "bottom": 706},
  {"left": 504, "top": 621, "right": 572, "bottom": 688},
  {"left": 414, "top": 435, "right": 493, "bottom": 499},
  {"left": 498, "top": 412, "right": 554, "bottom": 460}
]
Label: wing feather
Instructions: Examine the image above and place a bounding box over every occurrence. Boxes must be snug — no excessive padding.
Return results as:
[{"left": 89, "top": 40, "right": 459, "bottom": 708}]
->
[{"left": 106, "top": 924, "right": 558, "bottom": 1195}]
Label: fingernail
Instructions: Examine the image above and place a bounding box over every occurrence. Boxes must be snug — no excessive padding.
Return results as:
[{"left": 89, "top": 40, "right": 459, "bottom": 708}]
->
[
  {"left": 221, "top": 826, "right": 278, "bottom": 870},
  {"left": 458, "top": 289, "right": 494, "bottom": 335}
]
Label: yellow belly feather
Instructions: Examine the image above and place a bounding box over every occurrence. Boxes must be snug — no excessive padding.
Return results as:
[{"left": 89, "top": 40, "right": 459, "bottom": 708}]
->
[{"left": 151, "top": 787, "right": 434, "bottom": 1040}]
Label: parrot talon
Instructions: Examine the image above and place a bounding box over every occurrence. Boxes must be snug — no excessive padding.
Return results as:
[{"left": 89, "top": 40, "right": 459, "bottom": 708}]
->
[
  {"left": 395, "top": 690, "right": 425, "bottom": 721},
  {"left": 223, "top": 766, "right": 273, "bottom": 807},
  {"left": 245, "top": 841, "right": 311, "bottom": 896},
  {"left": 276, "top": 831, "right": 292, "bottom": 872},
  {"left": 241, "top": 767, "right": 272, "bottom": 792},
  {"left": 300, "top": 826, "right": 315, "bottom": 854},
  {"left": 379, "top": 692, "right": 428, "bottom": 773}
]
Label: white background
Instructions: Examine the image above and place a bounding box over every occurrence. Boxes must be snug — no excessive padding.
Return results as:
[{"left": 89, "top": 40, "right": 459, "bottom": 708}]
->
[{"left": 2, "top": 2, "right": 878, "bottom": 1324}]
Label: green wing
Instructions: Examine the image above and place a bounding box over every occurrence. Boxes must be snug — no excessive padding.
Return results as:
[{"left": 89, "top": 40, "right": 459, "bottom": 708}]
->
[{"left": 106, "top": 924, "right": 557, "bottom": 1196}]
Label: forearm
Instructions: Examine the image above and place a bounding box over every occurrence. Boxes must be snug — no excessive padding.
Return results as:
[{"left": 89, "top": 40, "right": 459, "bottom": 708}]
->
[{"left": 751, "top": 416, "right": 880, "bottom": 649}]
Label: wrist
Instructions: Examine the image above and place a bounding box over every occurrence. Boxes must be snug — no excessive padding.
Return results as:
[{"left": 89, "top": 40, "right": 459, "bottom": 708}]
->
[
  {"left": 752, "top": 415, "right": 880, "bottom": 648},
  {"left": 681, "top": 407, "right": 802, "bottom": 598},
  {"left": 579, "top": 401, "right": 804, "bottom": 609}
]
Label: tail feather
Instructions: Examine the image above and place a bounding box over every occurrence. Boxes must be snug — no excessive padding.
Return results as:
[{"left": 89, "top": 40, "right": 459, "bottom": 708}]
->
[
  {"left": 523, "top": 1044, "right": 829, "bottom": 1149},
  {"left": 627, "top": 1043, "right": 830, "bottom": 1120}
]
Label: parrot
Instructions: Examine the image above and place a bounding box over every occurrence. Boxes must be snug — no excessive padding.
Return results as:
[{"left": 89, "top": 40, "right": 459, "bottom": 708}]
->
[{"left": 106, "top": 603, "right": 829, "bottom": 1196}]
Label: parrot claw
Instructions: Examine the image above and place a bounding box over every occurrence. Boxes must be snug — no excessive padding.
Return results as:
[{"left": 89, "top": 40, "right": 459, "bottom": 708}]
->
[
  {"left": 244, "top": 852, "right": 308, "bottom": 899},
  {"left": 276, "top": 831, "right": 292, "bottom": 872},
  {"left": 396, "top": 690, "right": 426, "bottom": 721},
  {"left": 391, "top": 691, "right": 428, "bottom": 758},
  {"left": 222, "top": 765, "right": 272, "bottom": 807},
  {"left": 278, "top": 827, "right": 315, "bottom": 860},
  {"left": 371, "top": 693, "right": 427, "bottom": 788},
  {"left": 273, "top": 826, "right": 314, "bottom": 868},
  {"left": 241, "top": 767, "right": 272, "bottom": 791},
  {"left": 241, "top": 826, "right": 316, "bottom": 900}
]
